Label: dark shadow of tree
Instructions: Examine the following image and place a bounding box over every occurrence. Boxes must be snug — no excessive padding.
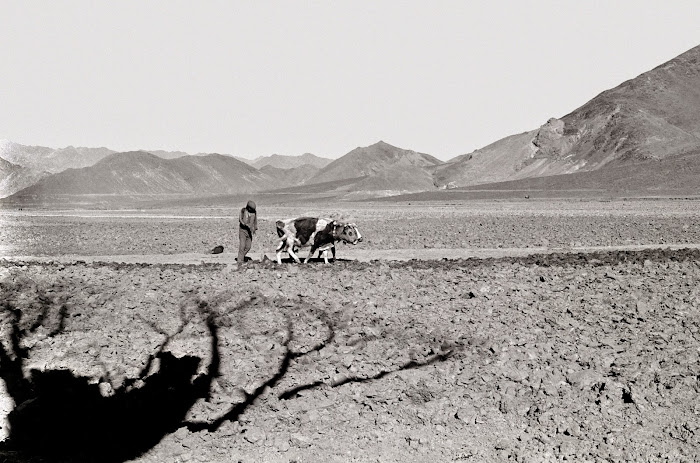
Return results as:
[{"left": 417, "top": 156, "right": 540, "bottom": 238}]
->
[
  {"left": 0, "top": 293, "right": 220, "bottom": 463},
  {"left": 0, "top": 282, "right": 455, "bottom": 462}
]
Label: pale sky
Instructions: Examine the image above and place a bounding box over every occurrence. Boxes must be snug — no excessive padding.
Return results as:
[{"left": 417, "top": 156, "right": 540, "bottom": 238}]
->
[{"left": 1, "top": 1, "right": 698, "bottom": 161}]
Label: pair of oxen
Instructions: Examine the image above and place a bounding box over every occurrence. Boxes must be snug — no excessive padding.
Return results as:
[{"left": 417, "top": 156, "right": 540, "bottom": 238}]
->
[{"left": 274, "top": 217, "right": 362, "bottom": 264}]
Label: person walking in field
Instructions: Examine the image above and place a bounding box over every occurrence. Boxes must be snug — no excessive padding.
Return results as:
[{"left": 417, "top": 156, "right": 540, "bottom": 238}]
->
[{"left": 238, "top": 200, "right": 257, "bottom": 266}]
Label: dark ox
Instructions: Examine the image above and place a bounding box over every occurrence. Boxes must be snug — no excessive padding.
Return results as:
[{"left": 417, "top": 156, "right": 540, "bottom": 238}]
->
[{"left": 275, "top": 217, "right": 362, "bottom": 264}]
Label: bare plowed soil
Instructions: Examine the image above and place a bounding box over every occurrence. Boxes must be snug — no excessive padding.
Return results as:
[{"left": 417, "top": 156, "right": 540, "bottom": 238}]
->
[{"left": 2, "top": 247, "right": 699, "bottom": 462}]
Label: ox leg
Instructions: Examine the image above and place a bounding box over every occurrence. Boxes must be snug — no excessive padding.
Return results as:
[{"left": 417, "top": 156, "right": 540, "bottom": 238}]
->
[
  {"left": 322, "top": 249, "right": 329, "bottom": 264},
  {"left": 275, "top": 240, "right": 286, "bottom": 265},
  {"left": 304, "top": 246, "right": 317, "bottom": 264},
  {"left": 331, "top": 245, "right": 336, "bottom": 262},
  {"left": 287, "top": 243, "right": 302, "bottom": 264}
]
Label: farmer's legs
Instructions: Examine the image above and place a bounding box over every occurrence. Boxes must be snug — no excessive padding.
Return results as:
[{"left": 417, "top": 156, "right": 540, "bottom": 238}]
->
[
  {"left": 244, "top": 233, "right": 252, "bottom": 255},
  {"left": 238, "top": 228, "right": 252, "bottom": 263}
]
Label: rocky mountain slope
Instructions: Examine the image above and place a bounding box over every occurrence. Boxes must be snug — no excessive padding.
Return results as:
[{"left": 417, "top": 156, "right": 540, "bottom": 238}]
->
[
  {"left": 258, "top": 164, "right": 321, "bottom": 188},
  {"left": 346, "top": 164, "right": 439, "bottom": 199},
  {"left": 436, "top": 44, "right": 700, "bottom": 188},
  {"left": 0, "top": 157, "right": 48, "bottom": 198},
  {"left": 308, "top": 141, "right": 442, "bottom": 185},
  {"left": 10, "top": 151, "right": 276, "bottom": 198},
  {"left": 453, "top": 149, "right": 700, "bottom": 194}
]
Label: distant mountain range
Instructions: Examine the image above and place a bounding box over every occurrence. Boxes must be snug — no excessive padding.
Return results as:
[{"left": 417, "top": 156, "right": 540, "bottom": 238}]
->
[
  {"left": 0, "top": 142, "right": 331, "bottom": 198},
  {"left": 12, "top": 151, "right": 276, "bottom": 197},
  {"left": 0, "top": 140, "right": 116, "bottom": 174},
  {"left": 3, "top": 44, "right": 700, "bottom": 202},
  {"left": 143, "top": 149, "right": 193, "bottom": 160},
  {"left": 249, "top": 153, "right": 332, "bottom": 170},
  {"left": 266, "top": 141, "right": 443, "bottom": 199}
]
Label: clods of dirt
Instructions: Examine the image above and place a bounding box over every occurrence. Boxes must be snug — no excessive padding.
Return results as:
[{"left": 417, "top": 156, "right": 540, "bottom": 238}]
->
[{"left": 1, "top": 248, "right": 699, "bottom": 462}]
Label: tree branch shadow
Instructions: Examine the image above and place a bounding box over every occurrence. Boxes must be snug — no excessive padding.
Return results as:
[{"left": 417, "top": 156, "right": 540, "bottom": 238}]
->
[
  {"left": 279, "top": 350, "right": 454, "bottom": 400},
  {"left": 0, "top": 282, "right": 456, "bottom": 462},
  {"left": 185, "top": 302, "right": 337, "bottom": 432}
]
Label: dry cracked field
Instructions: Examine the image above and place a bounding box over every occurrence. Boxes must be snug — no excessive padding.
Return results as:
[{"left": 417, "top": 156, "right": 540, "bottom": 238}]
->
[{"left": 1, "top": 199, "right": 699, "bottom": 462}]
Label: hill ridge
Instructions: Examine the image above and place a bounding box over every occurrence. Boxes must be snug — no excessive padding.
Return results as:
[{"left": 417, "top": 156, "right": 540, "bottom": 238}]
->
[
  {"left": 308, "top": 140, "right": 442, "bottom": 186},
  {"left": 435, "top": 44, "right": 700, "bottom": 188},
  {"left": 9, "top": 151, "right": 276, "bottom": 198}
]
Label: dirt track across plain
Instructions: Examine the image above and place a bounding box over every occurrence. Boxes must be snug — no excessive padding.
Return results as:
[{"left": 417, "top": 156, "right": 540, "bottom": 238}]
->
[{"left": 3, "top": 243, "right": 700, "bottom": 265}]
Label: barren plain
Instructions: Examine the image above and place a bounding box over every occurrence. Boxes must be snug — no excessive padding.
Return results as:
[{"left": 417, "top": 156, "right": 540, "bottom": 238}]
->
[{"left": 1, "top": 199, "right": 699, "bottom": 463}]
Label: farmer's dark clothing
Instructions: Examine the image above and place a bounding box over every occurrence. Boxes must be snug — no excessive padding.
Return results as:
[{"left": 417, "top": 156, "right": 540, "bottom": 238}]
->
[{"left": 238, "top": 201, "right": 257, "bottom": 264}]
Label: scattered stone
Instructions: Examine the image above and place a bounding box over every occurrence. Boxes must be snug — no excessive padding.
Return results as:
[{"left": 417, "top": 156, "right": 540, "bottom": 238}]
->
[
  {"left": 243, "top": 426, "right": 266, "bottom": 444},
  {"left": 290, "top": 433, "right": 312, "bottom": 448},
  {"left": 566, "top": 369, "right": 603, "bottom": 390},
  {"left": 504, "top": 367, "right": 529, "bottom": 383},
  {"left": 455, "top": 407, "right": 477, "bottom": 424}
]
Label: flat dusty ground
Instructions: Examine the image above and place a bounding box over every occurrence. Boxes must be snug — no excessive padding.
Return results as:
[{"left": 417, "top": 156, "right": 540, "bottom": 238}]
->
[
  {"left": 1, "top": 199, "right": 699, "bottom": 258},
  {"left": 1, "top": 199, "right": 699, "bottom": 462}
]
